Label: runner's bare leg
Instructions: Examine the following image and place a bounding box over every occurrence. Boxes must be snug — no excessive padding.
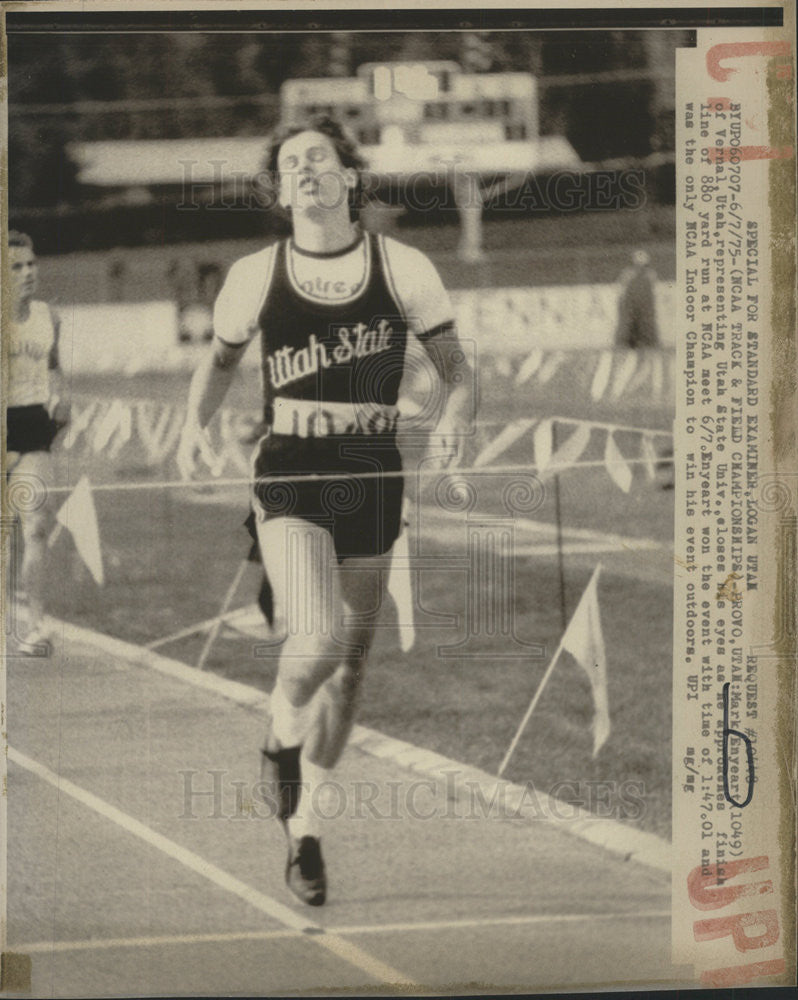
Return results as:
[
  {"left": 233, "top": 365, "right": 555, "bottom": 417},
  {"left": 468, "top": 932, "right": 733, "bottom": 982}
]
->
[
  {"left": 7, "top": 451, "right": 51, "bottom": 633},
  {"left": 305, "top": 555, "right": 385, "bottom": 768}
]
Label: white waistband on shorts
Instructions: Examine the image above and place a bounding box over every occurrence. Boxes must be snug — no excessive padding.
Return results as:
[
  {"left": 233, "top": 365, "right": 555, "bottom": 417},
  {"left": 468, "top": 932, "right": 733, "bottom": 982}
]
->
[{"left": 270, "top": 397, "right": 399, "bottom": 438}]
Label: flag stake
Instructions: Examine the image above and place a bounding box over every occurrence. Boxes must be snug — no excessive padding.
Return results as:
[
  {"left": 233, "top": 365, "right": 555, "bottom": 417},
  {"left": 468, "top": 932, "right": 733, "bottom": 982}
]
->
[
  {"left": 146, "top": 605, "right": 251, "bottom": 650},
  {"left": 552, "top": 419, "right": 567, "bottom": 633},
  {"left": 387, "top": 497, "right": 415, "bottom": 652},
  {"left": 47, "top": 523, "right": 64, "bottom": 549},
  {"left": 498, "top": 564, "right": 607, "bottom": 777},
  {"left": 497, "top": 628, "right": 570, "bottom": 778},
  {"left": 196, "top": 559, "right": 249, "bottom": 671}
]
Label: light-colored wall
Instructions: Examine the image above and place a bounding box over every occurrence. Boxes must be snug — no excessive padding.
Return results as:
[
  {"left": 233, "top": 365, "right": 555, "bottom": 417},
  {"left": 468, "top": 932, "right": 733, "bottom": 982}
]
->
[{"left": 54, "top": 282, "right": 676, "bottom": 375}]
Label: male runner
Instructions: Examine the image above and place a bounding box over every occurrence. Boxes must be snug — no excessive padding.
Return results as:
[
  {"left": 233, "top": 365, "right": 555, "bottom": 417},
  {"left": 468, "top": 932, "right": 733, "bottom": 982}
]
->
[
  {"left": 177, "top": 117, "right": 473, "bottom": 906},
  {"left": 4, "top": 231, "right": 69, "bottom": 654}
]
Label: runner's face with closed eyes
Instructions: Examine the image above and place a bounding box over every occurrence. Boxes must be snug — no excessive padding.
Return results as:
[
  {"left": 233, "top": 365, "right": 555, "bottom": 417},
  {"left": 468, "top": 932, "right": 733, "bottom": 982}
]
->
[{"left": 277, "top": 131, "right": 358, "bottom": 219}]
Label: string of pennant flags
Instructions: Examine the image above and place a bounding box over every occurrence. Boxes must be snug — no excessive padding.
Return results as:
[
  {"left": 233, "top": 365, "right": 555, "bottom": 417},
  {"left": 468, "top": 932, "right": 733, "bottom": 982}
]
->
[
  {"left": 63, "top": 394, "right": 672, "bottom": 495},
  {"left": 59, "top": 347, "right": 674, "bottom": 465},
  {"left": 473, "top": 415, "right": 671, "bottom": 493},
  {"left": 491, "top": 345, "right": 675, "bottom": 403},
  {"left": 49, "top": 396, "right": 672, "bottom": 648},
  {"left": 46, "top": 394, "right": 673, "bottom": 666}
]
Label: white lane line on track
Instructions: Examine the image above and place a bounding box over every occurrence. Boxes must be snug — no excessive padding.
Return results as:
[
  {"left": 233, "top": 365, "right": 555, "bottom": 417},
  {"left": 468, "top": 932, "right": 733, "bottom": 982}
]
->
[
  {"left": 418, "top": 504, "right": 667, "bottom": 551},
  {"left": 13, "top": 909, "right": 671, "bottom": 954},
  {"left": 8, "top": 746, "right": 415, "bottom": 988}
]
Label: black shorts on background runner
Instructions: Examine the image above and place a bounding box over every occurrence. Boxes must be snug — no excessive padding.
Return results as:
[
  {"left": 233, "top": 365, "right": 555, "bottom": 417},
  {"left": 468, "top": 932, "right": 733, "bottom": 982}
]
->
[
  {"left": 6, "top": 404, "right": 58, "bottom": 454},
  {"left": 252, "top": 433, "right": 404, "bottom": 562}
]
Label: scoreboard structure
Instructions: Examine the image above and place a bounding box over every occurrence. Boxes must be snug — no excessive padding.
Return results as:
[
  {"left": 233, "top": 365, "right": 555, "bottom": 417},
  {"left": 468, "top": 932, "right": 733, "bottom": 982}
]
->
[
  {"left": 281, "top": 61, "right": 538, "bottom": 155},
  {"left": 281, "top": 61, "right": 573, "bottom": 260}
]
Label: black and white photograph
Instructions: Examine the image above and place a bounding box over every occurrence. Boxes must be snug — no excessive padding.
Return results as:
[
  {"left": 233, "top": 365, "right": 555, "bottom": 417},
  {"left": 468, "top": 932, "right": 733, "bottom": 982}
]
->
[{"left": 1, "top": 3, "right": 795, "bottom": 996}]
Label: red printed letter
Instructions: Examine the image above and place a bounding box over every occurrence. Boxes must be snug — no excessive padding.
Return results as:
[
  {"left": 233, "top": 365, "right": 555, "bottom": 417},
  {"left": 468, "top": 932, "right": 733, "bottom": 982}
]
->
[
  {"left": 694, "top": 909, "right": 780, "bottom": 951},
  {"left": 706, "top": 42, "right": 792, "bottom": 82},
  {"left": 687, "top": 856, "right": 773, "bottom": 910},
  {"left": 705, "top": 145, "right": 794, "bottom": 165},
  {"left": 700, "top": 958, "right": 786, "bottom": 987}
]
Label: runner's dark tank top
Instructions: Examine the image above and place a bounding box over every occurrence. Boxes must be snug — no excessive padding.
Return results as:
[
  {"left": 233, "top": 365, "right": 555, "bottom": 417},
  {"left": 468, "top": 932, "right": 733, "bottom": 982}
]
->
[{"left": 256, "top": 234, "right": 409, "bottom": 421}]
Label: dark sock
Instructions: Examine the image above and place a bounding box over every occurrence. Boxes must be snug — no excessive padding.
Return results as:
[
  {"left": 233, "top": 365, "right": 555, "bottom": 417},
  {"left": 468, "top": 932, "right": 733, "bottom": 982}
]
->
[{"left": 261, "top": 744, "right": 302, "bottom": 823}]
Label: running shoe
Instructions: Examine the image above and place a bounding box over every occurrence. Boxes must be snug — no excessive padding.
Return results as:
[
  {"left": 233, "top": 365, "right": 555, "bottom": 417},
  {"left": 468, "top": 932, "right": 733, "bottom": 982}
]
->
[
  {"left": 16, "top": 624, "right": 52, "bottom": 657},
  {"left": 286, "top": 835, "right": 326, "bottom": 906}
]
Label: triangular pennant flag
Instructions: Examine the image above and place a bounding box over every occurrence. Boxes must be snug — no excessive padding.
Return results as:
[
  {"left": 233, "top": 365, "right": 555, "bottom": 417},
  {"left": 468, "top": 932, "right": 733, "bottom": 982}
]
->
[
  {"left": 610, "top": 351, "right": 639, "bottom": 401},
  {"left": 561, "top": 565, "right": 610, "bottom": 756},
  {"left": 91, "top": 399, "right": 132, "bottom": 457},
  {"left": 590, "top": 351, "right": 613, "bottom": 401},
  {"left": 534, "top": 419, "right": 552, "bottom": 474},
  {"left": 474, "top": 418, "right": 535, "bottom": 468},
  {"left": 62, "top": 399, "right": 101, "bottom": 451},
  {"left": 515, "top": 348, "right": 544, "bottom": 386},
  {"left": 625, "top": 352, "right": 653, "bottom": 396},
  {"left": 56, "top": 475, "right": 105, "bottom": 585},
  {"left": 135, "top": 399, "right": 160, "bottom": 448},
  {"left": 107, "top": 402, "right": 133, "bottom": 458},
  {"left": 604, "top": 432, "right": 633, "bottom": 493},
  {"left": 137, "top": 401, "right": 183, "bottom": 465},
  {"left": 218, "top": 409, "right": 253, "bottom": 474},
  {"left": 536, "top": 351, "right": 564, "bottom": 385},
  {"left": 650, "top": 351, "right": 664, "bottom": 400},
  {"left": 387, "top": 502, "right": 415, "bottom": 652},
  {"left": 548, "top": 422, "right": 591, "bottom": 476},
  {"left": 222, "top": 603, "right": 269, "bottom": 639},
  {"left": 640, "top": 434, "right": 658, "bottom": 481}
]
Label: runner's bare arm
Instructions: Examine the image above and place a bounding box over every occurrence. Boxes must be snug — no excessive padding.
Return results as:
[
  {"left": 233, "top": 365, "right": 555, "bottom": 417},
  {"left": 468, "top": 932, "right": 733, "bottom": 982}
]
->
[
  {"left": 47, "top": 305, "right": 70, "bottom": 427},
  {"left": 177, "top": 338, "right": 247, "bottom": 478},
  {"left": 382, "top": 238, "right": 475, "bottom": 468},
  {"left": 188, "top": 338, "right": 246, "bottom": 428},
  {"left": 177, "top": 250, "right": 274, "bottom": 478},
  {"left": 419, "top": 324, "right": 475, "bottom": 469}
]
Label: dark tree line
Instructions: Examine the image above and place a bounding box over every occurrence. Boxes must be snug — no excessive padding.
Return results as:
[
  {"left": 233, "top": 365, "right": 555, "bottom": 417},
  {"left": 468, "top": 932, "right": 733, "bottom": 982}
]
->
[{"left": 7, "top": 30, "right": 687, "bottom": 209}]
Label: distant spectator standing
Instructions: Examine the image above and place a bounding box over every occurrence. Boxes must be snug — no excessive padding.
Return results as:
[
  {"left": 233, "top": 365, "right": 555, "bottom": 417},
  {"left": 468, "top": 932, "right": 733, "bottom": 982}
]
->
[
  {"left": 614, "top": 249, "right": 673, "bottom": 487},
  {"left": 614, "top": 250, "right": 660, "bottom": 349},
  {"left": 171, "top": 260, "right": 222, "bottom": 343}
]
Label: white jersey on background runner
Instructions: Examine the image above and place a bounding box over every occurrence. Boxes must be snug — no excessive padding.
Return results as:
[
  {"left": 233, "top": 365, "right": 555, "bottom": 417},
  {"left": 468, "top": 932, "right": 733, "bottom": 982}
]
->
[{"left": 6, "top": 300, "right": 56, "bottom": 407}]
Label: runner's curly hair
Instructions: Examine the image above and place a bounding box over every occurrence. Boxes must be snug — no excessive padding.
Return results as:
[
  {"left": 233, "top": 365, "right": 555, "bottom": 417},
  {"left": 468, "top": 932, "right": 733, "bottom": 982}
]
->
[{"left": 259, "top": 115, "right": 367, "bottom": 220}]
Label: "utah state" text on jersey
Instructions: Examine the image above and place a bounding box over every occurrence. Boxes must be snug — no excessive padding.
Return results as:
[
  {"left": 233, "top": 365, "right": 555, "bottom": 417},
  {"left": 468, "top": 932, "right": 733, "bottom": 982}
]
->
[{"left": 266, "top": 320, "right": 393, "bottom": 390}]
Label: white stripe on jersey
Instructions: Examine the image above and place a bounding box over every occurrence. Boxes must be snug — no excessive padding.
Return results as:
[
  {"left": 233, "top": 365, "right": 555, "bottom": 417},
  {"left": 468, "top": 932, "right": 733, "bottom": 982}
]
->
[
  {"left": 378, "top": 235, "right": 454, "bottom": 339},
  {"left": 213, "top": 244, "right": 278, "bottom": 346},
  {"left": 378, "top": 234, "right": 409, "bottom": 322}
]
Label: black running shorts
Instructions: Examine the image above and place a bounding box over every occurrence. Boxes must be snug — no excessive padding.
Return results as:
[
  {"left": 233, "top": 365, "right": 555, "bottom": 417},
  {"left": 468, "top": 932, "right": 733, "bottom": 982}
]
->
[
  {"left": 252, "top": 433, "right": 404, "bottom": 562},
  {"left": 6, "top": 404, "right": 58, "bottom": 454}
]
